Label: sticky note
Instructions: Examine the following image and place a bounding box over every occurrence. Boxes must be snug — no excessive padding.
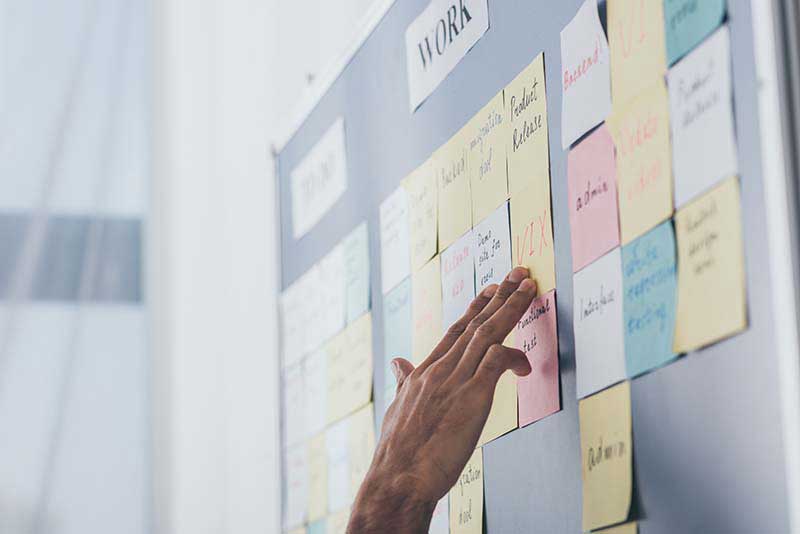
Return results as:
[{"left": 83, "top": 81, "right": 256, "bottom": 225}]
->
[
  {"left": 473, "top": 201, "right": 513, "bottom": 291},
  {"left": 327, "top": 313, "right": 373, "bottom": 423},
  {"left": 510, "top": 182, "right": 556, "bottom": 293},
  {"left": 668, "top": 26, "right": 738, "bottom": 208},
  {"left": 573, "top": 248, "right": 626, "bottom": 399},
  {"left": 383, "top": 277, "right": 412, "bottom": 387},
  {"left": 289, "top": 527, "right": 307, "bottom": 534},
  {"left": 579, "top": 381, "right": 633, "bottom": 532},
  {"left": 280, "top": 280, "right": 308, "bottom": 369},
  {"left": 430, "top": 496, "right": 450, "bottom": 534},
  {"left": 348, "top": 404, "right": 376, "bottom": 503},
  {"left": 282, "top": 363, "right": 305, "bottom": 448},
  {"left": 441, "top": 231, "right": 476, "bottom": 331},
  {"left": 290, "top": 118, "right": 348, "bottom": 239},
  {"left": 435, "top": 131, "right": 472, "bottom": 251},
  {"left": 505, "top": 52, "right": 551, "bottom": 197},
  {"left": 674, "top": 177, "right": 746, "bottom": 352},
  {"left": 307, "top": 520, "right": 325, "bottom": 534},
  {"left": 412, "top": 256, "right": 443, "bottom": 364},
  {"left": 314, "top": 246, "right": 348, "bottom": 351},
  {"left": 606, "top": 81, "right": 674, "bottom": 244},
  {"left": 449, "top": 447, "right": 483, "bottom": 534},
  {"left": 514, "top": 290, "right": 561, "bottom": 427},
  {"left": 477, "top": 365, "right": 518, "bottom": 446},
  {"left": 303, "top": 349, "right": 328, "bottom": 439},
  {"left": 308, "top": 433, "right": 328, "bottom": 522},
  {"left": 465, "top": 91, "right": 509, "bottom": 222},
  {"left": 567, "top": 125, "right": 621, "bottom": 272},
  {"left": 597, "top": 522, "right": 638, "bottom": 534},
  {"left": 561, "top": 0, "right": 612, "bottom": 148},
  {"left": 380, "top": 186, "right": 411, "bottom": 294},
  {"left": 285, "top": 445, "right": 309, "bottom": 529},
  {"left": 344, "top": 222, "right": 370, "bottom": 323},
  {"left": 326, "top": 419, "right": 350, "bottom": 513},
  {"left": 664, "top": 0, "right": 726, "bottom": 65},
  {"left": 608, "top": 0, "right": 667, "bottom": 106},
  {"left": 622, "top": 221, "right": 678, "bottom": 378},
  {"left": 327, "top": 507, "right": 351, "bottom": 534},
  {"left": 404, "top": 159, "right": 438, "bottom": 271}
]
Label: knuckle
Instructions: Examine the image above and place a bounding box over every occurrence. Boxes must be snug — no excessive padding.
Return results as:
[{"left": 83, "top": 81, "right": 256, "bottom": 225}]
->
[
  {"left": 446, "top": 320, "right": 467, "bottom": 339},
  {"left": 466, "top": 314, "right": 487, "bottom": 334},
  {"left": 475, "top": 322, "right": 497, "bottom": 340},
  {"left": 496, "top": 283, "right": 516, "bottom": 300}
]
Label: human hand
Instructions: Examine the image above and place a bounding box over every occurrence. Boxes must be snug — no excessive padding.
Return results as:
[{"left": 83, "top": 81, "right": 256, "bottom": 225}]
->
[{"left": 347, "top": 267, "right": 538, "bottom": 533}]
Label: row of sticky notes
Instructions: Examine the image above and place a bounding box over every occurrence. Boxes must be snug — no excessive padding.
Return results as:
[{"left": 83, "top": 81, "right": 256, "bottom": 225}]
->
[
  {"left": 379, "top": 53, "right": 556, "bottom": 300},
  {"left": 280, "top": 223, "right": 371, "bottom": 372},
  {"left": 284, "top": 403, "right": 377, "bottom": 531}
]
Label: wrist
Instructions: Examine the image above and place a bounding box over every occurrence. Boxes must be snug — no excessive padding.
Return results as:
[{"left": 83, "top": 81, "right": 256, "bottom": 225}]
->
[{"left": 348, "top": 470, "right": 437, "bottom": 533}]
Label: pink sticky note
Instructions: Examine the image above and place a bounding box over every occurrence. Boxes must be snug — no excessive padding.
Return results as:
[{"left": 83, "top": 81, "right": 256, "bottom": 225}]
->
[
  {"left": 567, "top": 125, "right": 620, "bottom": 272},
  {"left": 515, "top": 290, "right": 560, "bottom": 427}
]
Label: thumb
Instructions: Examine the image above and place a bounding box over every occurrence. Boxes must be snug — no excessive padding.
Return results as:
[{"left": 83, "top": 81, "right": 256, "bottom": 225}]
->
[{"left": 391, "top": 357, "right": 415, "bottom": 391}]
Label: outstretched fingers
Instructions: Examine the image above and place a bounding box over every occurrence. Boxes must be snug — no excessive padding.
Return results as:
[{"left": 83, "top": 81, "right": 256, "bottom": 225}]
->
[{"left": 452, "top": 277, "right": 537, "bottom": 381}]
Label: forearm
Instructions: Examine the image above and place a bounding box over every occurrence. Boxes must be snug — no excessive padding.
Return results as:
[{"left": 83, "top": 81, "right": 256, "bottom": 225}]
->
[{"left": 347, "top": 472, "right": 436, "bottom": 534}]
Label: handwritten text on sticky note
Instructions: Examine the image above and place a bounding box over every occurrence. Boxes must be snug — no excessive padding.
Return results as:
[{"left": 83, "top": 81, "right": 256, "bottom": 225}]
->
[
  {"left": 473, "top": 201, "right": 513, "bottom": 291},
  {"left": 441, "top": 231, "right": 476, "bottom": 331},
  {"left": 449, "top": 447, "right": 483, "bottom": 534}
]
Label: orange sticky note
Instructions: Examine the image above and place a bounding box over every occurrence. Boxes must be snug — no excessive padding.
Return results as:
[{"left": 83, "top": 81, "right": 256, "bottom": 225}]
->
[{"left": 510, "top": 181, "right": 556, "bottom": 293}]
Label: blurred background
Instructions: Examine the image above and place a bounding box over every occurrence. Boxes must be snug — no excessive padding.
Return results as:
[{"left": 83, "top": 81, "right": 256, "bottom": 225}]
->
[{"left": 0, "top": 0, "right": 380, "bottom": 532}]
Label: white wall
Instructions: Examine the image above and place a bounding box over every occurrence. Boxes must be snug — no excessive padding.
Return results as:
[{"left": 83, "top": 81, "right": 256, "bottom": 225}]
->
[{"left": 152, "top": 1, "right": 378, "bottom": 533}]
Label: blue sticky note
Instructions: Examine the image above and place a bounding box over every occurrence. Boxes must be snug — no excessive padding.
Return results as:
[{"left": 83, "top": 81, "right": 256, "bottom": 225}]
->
[
  {"left": 622, "top": 221, "right": 678, "bottom": 378},
  {"left": 383, "top": 277, "right": 412, "bottom": 389},
  {"left": 664, "top": 0, "right": 726, "bottom": 65},
  {"left": 345, "top": 222, "right": 371, "bottom": 323},
  {"left": 308, "top": 519, "right": 326, "bottom": 534}
]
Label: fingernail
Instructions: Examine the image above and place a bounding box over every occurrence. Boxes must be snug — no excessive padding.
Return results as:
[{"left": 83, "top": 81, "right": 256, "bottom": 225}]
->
[
  {"left": 482, "top": 284, "right": 498, "bottom": 297},
  {"left": 508, "top": 267, "right": 528, "bottom": 283},
  {"left": 391, "top": 360, "right": 401, "bottom": 381},
  {"left": 519, "top": 278, "right": 536, "bottom": 293}
]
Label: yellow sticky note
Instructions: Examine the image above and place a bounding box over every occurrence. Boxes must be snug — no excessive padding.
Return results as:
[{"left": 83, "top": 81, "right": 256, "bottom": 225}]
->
[
  {"left": 608, "top": 0, "right": 667, "bottom": 106},
  {"left": 510, "top": 182, "right": 556, "bottom": 293},
  {"left": 674, "top": 177, "right": 747, "bottom": 352},
  {"left": 505, "top": 52, "right": 551, "bottom": 197},
  {"left": 348, "top": 403, "right": 376, "bottom": 502},
  {"left": 327, "top": 507, "right": 351, "bottom": 534},
  {"left": 477, "top": 332, "right": 518, "bottom": 446},
  {"left": 412, "top": 256, "right": 443, "bottom": 364},
  {"left": 404, "top": 158, "right": 438, "bottom": 271},
  {"left": 449, "top": 447, "right": 483, "bottom": 534},
  {"left": 308, "top": 433, "right": 328, "bottom": 522},
  {"left": 606, "top": 81, "right": 674, "bottom": 244},
  {"left": 465, "top": 91, "right": 509, "bottom": 223},
  {"left": 435, "top": 130, "right": 472, "bottom": 251},
  {"left": 579, "top": 381, "right": 633, "bottom": 532},
  {"left": 288, "top": 527, "right": 306, "bottom": 534},
  {"left": 477, "top": 370, "right": 518, "bottom": 446},
  {"left": 597, "top": 521, "right": 638, "bottom": 534},
  {"left": 327, "top": 313, "right": 373, "bottom": 423}
]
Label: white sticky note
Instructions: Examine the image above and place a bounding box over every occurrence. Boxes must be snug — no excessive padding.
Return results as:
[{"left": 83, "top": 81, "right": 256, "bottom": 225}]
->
[
  {"left": 380, "top": 186, "right": 411, "bottom": 294},
  {"left": 573, "top": 248, "right": 626, "bottom": 399},
  {"left": 473, "top": 201, "right": 512, "bottom": 291},
  {"left": 405, "top": 0, "right": 490, "bottom": 111},
  {"left": 441, "top": 231, "right": 476, "bottom": 332},
  {"left": 344, "top": 222, "right": 371, "bottom": 323},
  {"left": 284, "top": 446, "right": 309, "bottom": 529},
  {"left": 280, "top": 279, "right": 309, "bottom": 369},
  {"left": 303, "top": 349, "right": 328, "bottom": 439},
  {"left": 326, "top": 418, "right": 351, "bottom": 513},
  {"left": 668, "top": 26, "right": 738, "bottom": 207},
  {"left": 560, "top": 0, "right": 612, "bottom": 148},
  {"left": 290, "top": 118, "right": 348, "bottom": 238},
  {"left": 282, "top": 363, "right": 305, "bottom": 448},
  {"left": 311, "top": 246, "right": 347, "bottom": 352}
]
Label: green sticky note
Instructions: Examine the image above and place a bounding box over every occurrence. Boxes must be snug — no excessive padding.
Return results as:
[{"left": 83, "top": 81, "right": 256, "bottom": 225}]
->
[{"left": 664, "top": 0, "right": 726, "bottom": 65}]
